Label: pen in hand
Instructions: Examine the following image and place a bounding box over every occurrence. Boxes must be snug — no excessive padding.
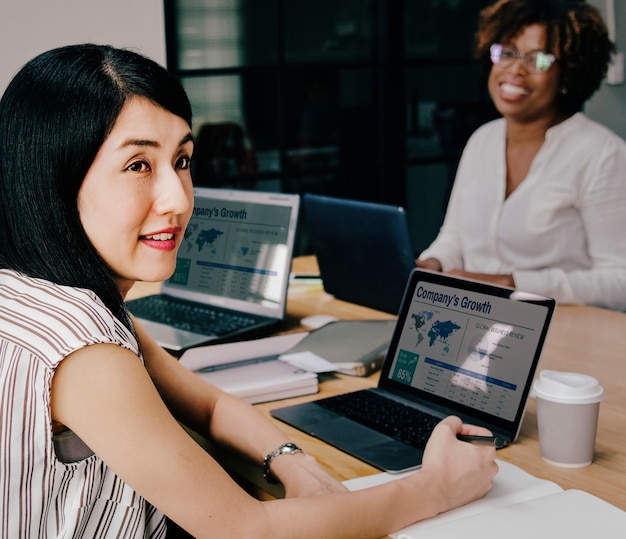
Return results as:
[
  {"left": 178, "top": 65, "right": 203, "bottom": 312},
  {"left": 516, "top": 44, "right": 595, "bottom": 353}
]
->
[{"left": 457, "top": 434, "right": 508, "bottom": 449}]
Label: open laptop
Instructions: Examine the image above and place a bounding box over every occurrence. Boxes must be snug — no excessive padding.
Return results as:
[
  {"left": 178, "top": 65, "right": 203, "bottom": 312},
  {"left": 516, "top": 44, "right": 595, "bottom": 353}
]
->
[
  {"left": 271, "top": 269, "right": 555, "bottom": 472},
  {"left": 303, "top": 194, "right": 416, "bottom": 314},
  {"left": 126, "top": 187, "right": 300, "bottom": 351}
]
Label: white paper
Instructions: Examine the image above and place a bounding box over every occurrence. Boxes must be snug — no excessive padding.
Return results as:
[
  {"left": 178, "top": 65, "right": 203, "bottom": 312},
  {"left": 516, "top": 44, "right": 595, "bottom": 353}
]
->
[
  {"left": 393, "top": 490, "right": 626, "bottom": 538},
  {"left": 344, "top": 460, "right": 563, "bottom": 535}
]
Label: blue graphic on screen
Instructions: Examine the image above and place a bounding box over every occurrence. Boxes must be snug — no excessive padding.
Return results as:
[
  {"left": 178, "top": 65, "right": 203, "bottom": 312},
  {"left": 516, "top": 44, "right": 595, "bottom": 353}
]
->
[{"left": 388, "top": 280, "right": 546, "bottom": 421}]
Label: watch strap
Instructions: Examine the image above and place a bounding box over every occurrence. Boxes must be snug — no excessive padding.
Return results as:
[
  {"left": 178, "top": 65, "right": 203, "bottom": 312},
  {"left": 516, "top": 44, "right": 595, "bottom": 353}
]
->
[{"left": 262, "top": 442, "right": 304, "bottom": 484}]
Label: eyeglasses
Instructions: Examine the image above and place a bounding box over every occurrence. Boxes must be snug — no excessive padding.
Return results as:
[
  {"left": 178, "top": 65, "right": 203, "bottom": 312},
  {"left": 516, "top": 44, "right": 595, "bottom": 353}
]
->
[{"left": 490, "top": 43, "right": 557, "bottom": 74}]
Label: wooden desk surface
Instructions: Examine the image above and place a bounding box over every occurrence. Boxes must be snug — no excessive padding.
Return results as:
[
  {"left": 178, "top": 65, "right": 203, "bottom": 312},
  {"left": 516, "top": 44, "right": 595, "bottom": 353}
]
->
[{"left": 128, "top": 256, "right": 626, "bottom": 511}]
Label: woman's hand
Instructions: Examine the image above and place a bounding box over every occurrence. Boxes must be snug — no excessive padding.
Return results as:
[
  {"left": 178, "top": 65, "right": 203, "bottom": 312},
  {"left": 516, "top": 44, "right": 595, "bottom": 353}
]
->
[
  {"left": 447, "top": 269, "right": 515, "bottom": 288},
  {"left": 416, "top": 257, "right": 443, "bottom": 271},
  {"left": 271, "top": 452, "right": 349, "bottom": 497},
  {"left": 415, "top": 260, "right": 515, "bottom": 288},
  {"left": 413, "top": 416, "right": 498, "bottom": 516}
]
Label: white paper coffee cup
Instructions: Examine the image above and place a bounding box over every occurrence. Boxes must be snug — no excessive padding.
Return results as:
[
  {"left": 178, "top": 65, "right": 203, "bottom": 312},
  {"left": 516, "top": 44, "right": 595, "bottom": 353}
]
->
[{"left": 532, "top": 370, "right": 604, "bottom": 468}]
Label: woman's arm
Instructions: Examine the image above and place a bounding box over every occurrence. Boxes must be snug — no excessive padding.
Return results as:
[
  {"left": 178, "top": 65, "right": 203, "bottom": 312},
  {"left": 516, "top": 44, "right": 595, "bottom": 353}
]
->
[
  {"left": 134, "top": 318, "right": 346, "bottom": 498},
  {"left": 51, "top": 333, "right": 497, "bottom": 538},
  {"left": 516, "top": 144, "right": 626, "bottom": 309},
  {"left": 447, "top": 269, "right": 515, "bottom": 288}
]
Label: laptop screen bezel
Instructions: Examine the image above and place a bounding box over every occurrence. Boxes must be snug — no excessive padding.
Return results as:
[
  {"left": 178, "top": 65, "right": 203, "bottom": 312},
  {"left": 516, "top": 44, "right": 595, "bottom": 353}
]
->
[{"left": 378, "top": 268, "right": 556, "bottom": 439}]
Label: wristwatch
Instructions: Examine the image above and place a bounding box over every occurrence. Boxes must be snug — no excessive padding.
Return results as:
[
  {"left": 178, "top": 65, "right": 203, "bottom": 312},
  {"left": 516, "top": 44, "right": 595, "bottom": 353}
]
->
[{"left": 262, "top": 442, "right": 304, "bottom": 484}]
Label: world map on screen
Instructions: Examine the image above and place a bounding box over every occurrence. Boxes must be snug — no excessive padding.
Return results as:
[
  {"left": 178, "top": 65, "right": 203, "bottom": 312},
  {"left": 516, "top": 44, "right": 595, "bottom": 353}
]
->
[
  {"left": 411, "top": 311, "right": 461, "bottom": 352},
  {"left": 183, "top": 224, "right": 224, "bottom": 255}
]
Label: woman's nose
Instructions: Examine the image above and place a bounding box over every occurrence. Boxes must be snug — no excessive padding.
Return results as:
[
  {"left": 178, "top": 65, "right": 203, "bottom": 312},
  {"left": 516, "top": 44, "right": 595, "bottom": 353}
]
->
[{"left": 154, "top": 168, "right": 193, "bottom": 216}]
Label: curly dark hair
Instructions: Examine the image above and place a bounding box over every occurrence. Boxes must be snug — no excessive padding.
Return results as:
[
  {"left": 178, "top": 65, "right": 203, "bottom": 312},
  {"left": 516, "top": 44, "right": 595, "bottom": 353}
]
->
[{"left": 475, "top": 0, "right": 614, "bottom": 114}]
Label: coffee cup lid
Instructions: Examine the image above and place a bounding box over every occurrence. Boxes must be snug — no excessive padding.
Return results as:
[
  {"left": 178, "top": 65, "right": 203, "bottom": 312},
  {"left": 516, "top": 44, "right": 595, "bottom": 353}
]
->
[{"left": 532, "top": 370, "right": 604, "bottom": 404}]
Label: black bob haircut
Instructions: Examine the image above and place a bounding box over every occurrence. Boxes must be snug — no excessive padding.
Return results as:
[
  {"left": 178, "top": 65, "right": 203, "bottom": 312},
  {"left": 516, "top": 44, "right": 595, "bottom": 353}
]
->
[{"left": 0, "top": 44, "right": 193, "bottom": 328}]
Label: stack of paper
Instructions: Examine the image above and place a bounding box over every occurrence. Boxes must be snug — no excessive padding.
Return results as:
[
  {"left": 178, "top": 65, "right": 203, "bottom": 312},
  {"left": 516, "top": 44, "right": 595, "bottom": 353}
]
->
[
  {"left": 180, "top": 319, "right": 396, "bottom": 402},
  {"left": 179, "top": 333, "right": 318, "bottom": 404}
]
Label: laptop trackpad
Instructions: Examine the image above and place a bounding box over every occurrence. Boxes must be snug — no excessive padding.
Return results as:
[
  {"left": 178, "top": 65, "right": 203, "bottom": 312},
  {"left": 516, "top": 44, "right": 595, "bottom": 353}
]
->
[
  {"left": 274, "top": 404, "right": 424, "bottom": 473},
  {"left": 312, "top": 418, "right": 422, "bottom": 472},
  {"left": 309, "top": 417, "right": 391, "bottom": 447}
]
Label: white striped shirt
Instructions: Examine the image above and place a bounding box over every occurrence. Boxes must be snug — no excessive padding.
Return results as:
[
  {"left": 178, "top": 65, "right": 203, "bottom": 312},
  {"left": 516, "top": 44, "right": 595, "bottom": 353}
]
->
[{"left": 0, "top": 270, "right": 166, "bottom": 538}]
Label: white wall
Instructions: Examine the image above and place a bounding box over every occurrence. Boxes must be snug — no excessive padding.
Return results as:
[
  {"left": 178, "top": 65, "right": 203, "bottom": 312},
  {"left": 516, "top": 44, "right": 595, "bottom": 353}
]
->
[{"left": 0, "top": 0, "right": 165, "bottom": 93}]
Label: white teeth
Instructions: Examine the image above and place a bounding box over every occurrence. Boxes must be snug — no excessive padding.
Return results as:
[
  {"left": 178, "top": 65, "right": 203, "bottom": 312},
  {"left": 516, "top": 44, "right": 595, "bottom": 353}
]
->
[
  {"left": 501, "top": 83, "right": 529, "bottom": 96},
  {"left": 145, "top": 233, "right": 174, "bottom": 240}
]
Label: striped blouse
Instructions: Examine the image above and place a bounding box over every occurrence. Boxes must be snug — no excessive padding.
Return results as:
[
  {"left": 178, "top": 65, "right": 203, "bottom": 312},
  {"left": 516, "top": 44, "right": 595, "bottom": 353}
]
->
[{"left": 0, "top": 270, "right": 166, "bottom": 538}]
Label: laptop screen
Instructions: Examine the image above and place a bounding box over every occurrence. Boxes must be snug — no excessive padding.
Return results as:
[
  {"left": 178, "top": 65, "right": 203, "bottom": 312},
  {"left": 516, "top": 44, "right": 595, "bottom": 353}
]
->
[
  {"left": 381, "top": 269, "right": 555, "bottom": 434},
  {"left": 162, "top": 187, "right": 299, "bottom": 318}
]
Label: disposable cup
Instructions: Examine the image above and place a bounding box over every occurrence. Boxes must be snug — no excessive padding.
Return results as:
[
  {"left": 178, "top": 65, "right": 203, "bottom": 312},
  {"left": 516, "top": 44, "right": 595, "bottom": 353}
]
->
[{"left": 532, "top": 370, "right": 604, "bottom": 468}]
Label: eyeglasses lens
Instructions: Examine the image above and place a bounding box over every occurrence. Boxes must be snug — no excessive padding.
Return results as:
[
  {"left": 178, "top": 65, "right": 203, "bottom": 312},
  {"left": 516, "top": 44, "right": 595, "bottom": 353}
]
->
[
  {"left": 490, "top": 44, "right": 554, "bottom": 74},
  {"left": 533, "top": 52, "right": 553, "bottom": 72}
]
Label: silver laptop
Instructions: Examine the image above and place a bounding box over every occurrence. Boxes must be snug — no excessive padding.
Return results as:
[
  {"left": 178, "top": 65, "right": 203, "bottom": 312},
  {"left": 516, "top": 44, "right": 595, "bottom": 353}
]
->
[
  {"left": 272, "top": 269, "right": 555, "bottom": 472},
  {"left": 303, "top": 194, "right": 416, "bottom": 314},
  {"left": 126, "top": 187, "right": 300, "bottom": 351}
]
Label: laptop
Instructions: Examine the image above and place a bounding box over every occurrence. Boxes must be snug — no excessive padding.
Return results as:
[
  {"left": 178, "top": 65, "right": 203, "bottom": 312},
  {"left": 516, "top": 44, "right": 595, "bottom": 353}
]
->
[
  {"left": 271, "top": 268, "right": 555, "bottom": 472},
  {"left": 303, "top": 194, "right": 416, "bottom": 314},
  {"left": 126, "top": 187, "right": 300, "bottom": 351}
]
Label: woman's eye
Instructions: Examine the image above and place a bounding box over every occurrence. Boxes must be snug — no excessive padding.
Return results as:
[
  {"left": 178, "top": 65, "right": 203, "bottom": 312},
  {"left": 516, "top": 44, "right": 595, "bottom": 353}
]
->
[
  {"left": 126, "top": 161, "right": 150, "bottom": 173},
  {"left": 177, "top": 155, "right": 191, "bottom": 170}
]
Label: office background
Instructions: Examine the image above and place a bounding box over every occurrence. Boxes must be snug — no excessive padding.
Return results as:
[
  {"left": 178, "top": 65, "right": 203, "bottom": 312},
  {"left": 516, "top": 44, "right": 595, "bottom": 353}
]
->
[{"left": 1, "top": 0, "right": 625, "bottom": 256}]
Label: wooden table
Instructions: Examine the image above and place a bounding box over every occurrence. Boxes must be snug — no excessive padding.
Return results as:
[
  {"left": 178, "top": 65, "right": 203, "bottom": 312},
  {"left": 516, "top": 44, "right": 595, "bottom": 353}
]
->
[{"left": 129, "top": 256, "right": 626, "bottom": 511}]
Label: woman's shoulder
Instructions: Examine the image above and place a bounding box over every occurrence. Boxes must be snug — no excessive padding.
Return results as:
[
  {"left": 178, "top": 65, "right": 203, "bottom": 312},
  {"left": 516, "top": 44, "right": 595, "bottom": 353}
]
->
[
  {"left": 552, "top": 113, "right": 626, "bottom": 149},
  {"left": 456, "top": 117, "right": 506, "bottom": 164},
  {"left": 1, "top": 268, "right": 103, "bottom": 314},
  {"left": 0, "top": 269, "right": 137, "bottom": 364}
]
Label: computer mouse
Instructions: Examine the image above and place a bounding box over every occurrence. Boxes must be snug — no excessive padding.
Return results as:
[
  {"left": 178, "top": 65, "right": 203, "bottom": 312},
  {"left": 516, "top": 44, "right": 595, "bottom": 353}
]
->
[{"left": 300, "top": 314, "right": 338, "bottom": 329}]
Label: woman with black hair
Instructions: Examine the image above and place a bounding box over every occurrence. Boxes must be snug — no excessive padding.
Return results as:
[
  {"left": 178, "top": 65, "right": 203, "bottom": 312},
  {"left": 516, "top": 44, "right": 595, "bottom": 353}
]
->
[
  {"left": 0, "top": 44, "right": 496, "bottom": 538},
  {"left": 418, "top": 0, "right": 626, "bottom": 311}
]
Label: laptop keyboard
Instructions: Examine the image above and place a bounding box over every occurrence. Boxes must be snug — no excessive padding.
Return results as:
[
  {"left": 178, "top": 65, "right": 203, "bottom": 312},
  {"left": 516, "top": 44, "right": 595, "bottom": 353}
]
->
[
  {"left": 317, "top": 390, "right": 442, "bottom": 450},
  {"left": 127, "top": 295, "right": 260, "bottom": 336}
]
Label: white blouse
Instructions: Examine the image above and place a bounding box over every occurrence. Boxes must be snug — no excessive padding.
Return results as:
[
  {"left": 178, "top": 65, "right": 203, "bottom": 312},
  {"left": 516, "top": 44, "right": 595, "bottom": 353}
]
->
[{"left": 419, "top": 113, "right": 626, "bottom": 311}]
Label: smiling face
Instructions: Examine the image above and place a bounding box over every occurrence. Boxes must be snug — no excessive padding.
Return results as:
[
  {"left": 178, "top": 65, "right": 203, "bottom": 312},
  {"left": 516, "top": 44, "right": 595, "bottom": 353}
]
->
[
  {"left": 488, "top": 23, "right": 562, "bottom": 125},
  {"left": 77, "top": 97, "right": 194, "bottom": 295}
]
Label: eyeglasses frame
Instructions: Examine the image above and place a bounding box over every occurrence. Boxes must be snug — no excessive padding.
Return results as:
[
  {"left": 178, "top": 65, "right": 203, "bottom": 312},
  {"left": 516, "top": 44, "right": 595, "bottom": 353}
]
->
[{"left": 490, "top": 43, "right": 557, "bottom": 74}]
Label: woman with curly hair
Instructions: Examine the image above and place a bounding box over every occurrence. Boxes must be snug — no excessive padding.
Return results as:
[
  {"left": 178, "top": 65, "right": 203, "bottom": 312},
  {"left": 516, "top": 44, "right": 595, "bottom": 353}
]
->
[{"left": 418, "top": 0, "right": 626, "bottom": 311}]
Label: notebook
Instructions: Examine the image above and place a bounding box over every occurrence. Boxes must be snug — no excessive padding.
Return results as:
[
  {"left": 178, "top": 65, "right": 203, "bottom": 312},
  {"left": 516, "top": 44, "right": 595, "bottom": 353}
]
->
[
  {"left": 303, "top": 194, "right": 416, "bottom": 314},
  {"left": 344, "top": 460, "right": 626, "bottom": 538},
  {"left": 271, "top": 268, "right": 555, "bottom": 473},
  {"left": 126, "top": 187, "right": 300, "bottom": 351}
]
